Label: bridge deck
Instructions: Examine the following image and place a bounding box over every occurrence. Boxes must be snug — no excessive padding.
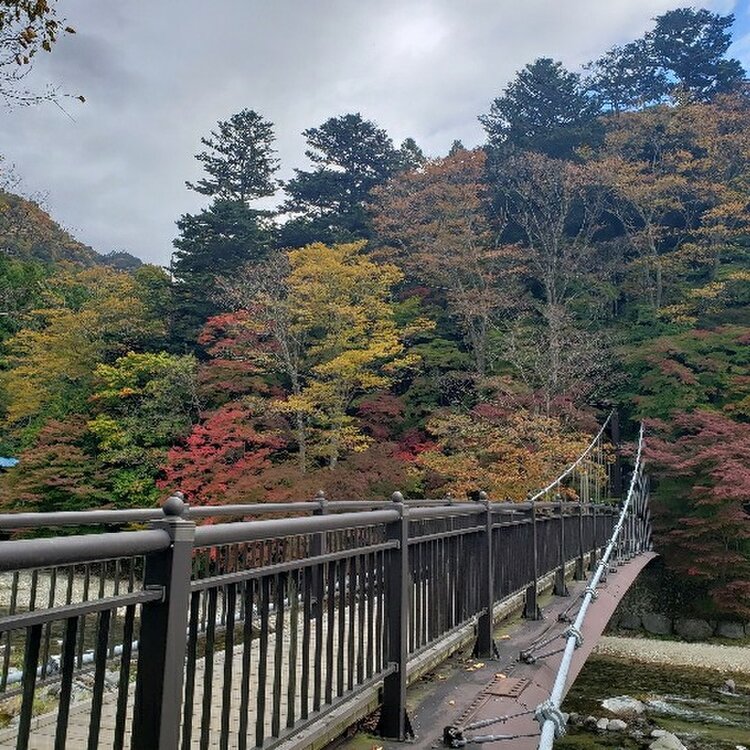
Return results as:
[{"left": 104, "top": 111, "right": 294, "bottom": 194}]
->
[{"left": 341, "top": 552, "right": 656, "bottom": 750}]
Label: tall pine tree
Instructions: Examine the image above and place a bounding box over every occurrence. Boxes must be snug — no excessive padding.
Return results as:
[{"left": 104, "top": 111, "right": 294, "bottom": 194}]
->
[{"left": 172, "top": 109, "right": 279, "bottom": 348}]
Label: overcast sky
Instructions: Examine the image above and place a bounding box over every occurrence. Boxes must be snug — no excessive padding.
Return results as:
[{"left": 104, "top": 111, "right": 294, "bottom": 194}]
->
[{"left": 1, "top": 0, "right": 748, "bottom": 266}]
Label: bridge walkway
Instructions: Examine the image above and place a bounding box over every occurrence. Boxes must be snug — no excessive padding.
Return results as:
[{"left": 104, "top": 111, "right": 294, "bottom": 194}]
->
[{"left": 338, "top": 552, "right": 657, "bottom": 750}]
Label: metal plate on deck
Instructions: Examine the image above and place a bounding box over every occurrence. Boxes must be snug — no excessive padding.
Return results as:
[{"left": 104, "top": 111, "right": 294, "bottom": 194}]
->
[{"left": 484, "top": 675, "right": 529, "bottom": 698}]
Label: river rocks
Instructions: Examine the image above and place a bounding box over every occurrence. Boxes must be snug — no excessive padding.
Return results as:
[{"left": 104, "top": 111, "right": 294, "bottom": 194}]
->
[
  {"left": 674, "top": 618, "right": 713, "bottom": 641},
  {"left": 602, "top": 695, "right": 646, "bottom": 716},
  {"left": 716, "top": 621, "right": 745, "bottom": 639},
  {"left": 649, "top": 731, "right": 687, "bottom": 750},
  {"left": 596, "top": 717, "right": 609, "bottom": 730},
  {"left": 619, "top": 613, "right": 642, "bottom": 630},
  {"left": 723, "top": 678, "right": 736, "bottom": 694},
  {"left": 607, "top": 719, "right": 628, "bottom": 731},
  {"left": 642, "top": 613, "right": 672, "bottom": 635}
]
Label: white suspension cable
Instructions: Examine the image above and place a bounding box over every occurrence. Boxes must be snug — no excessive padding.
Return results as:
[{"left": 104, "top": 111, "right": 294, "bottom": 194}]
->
[
  {"left": 536, "top": 422, "right": 646, "bottom": 749},
  {"left": 528, "top": 411, "right": 614, "bottom": 503}
]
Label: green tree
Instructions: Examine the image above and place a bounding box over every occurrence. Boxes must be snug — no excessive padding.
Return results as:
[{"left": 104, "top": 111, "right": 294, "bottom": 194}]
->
[
  {"left": 171, "top": 199, "right": 275, "bottom": 347},
  {"left": 480, "top": 58, "right": 599, "bottom": 157},
  {"left": 280, "top": 113, "right": 406, "bottom": 245},
  {"left": 185, "top": 109, "right": 279, "bottom": 202},
  {"left": 586, "top": 40, "right": 668, "bottom": 113},
  {"left": 649, "top": 8, "right": 745, "bottom": 101},
  {"left": 88, "top": 352, "right": 199, "bottom": 507}
]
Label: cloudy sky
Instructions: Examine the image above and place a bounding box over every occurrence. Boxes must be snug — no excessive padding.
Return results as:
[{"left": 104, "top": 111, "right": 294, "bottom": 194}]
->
[{"left": 1, "top": 0, "right": 749, "bottom": 266}]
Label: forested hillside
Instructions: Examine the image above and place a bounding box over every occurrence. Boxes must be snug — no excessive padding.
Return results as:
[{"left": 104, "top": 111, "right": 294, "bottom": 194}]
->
[{"left": 1, "top": 8, "right": 748, "bottom": 615}]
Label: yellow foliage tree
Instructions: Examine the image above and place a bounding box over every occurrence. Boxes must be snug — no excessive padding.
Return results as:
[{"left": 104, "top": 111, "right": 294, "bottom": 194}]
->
[
  {"left": 1, "top": 266, "right": 165, "bottom": 429},
  {"left": 280, "top": 241, "right": 429, "bottom": 468}
]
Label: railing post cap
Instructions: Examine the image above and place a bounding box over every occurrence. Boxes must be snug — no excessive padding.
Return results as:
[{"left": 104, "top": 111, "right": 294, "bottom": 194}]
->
[
  {"left": 163, "top": 494, "right": 188, "bottom": 517},
  {"left": 478, "top": 490, "right": 489, "bottom": 501},
  {"left": 391, "top": 491, "right": 404, "bottom": 503}
]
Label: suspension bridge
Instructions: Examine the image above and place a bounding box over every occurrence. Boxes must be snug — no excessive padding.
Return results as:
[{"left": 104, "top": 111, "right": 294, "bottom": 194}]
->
[{"left": 0, "top": 413, "right": 652, "bottom": 750}]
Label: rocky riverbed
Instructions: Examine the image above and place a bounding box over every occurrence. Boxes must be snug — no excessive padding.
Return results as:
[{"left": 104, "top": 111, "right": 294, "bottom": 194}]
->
[{"left": 558, "top": 640, "right": 750, "bottom": 750}]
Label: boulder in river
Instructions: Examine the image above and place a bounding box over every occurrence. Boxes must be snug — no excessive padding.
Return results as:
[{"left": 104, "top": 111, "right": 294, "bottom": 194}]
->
[
  {"left": 596, "top": 717, "right": 609, "bottom": 730},
  {"left": 618, "top": 613, "right": 642, "bottom": 630},
  {"left": 642, "top": 613, "right": 672, "bottom": 635},
  {"left": 674, "top": 618, "right": 713, "bottom": 641},
  {"left": 649, "top": 731, "right": 687, "bottom": 750},
  {"left": 716, "top": 621, "right": 745, "bottom": 639},
  {"left": 601, "top": 695, "right": 645, "bottom": 716},
  {"left": 607, "top": 719, "right": 628, "bottom": 731}
]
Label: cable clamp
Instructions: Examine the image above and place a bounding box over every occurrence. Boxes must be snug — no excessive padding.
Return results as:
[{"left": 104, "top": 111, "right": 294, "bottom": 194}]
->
[
  {"left": 563, "top": 625, "right": 584, "bottom": 648},
  {"left": 519, "top": 649, "right": 537, "bottom": 664},
  {"left": 443, "top": 726, "right": 466, "bottom": 748},
  {"left": 585, "top": 585, "right": 598, "bottom": 599},
  {"left": 534, "top": 700, "right": 567, "bottom": 738}
]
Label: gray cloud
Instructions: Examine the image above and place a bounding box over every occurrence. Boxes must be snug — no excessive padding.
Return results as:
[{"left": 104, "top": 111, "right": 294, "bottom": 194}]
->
[{"left": 0, "top": 0, "right": 745, "bottom": 266}]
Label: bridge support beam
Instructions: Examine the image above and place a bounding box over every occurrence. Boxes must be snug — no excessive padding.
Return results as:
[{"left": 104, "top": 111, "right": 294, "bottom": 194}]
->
[{"left": 377, "top": 493, "right": 414, "bottom": 741}]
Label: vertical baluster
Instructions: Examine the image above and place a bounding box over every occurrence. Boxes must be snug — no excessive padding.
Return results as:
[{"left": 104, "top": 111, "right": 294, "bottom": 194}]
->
[
  {"left": 1, "top": 571, "right": 19, "bottom": 690},
  {"left": 324, "top": 562, "right": 335, "bottom": 705},
  {"left": 86, "top": 608, "right": 111, "bottom": 750},
  {"left": 54, "top": 615, "right": 78, "bottom": 750},
  {"left": 16, "top": 624, "right": 42, "bottom": 750},
  {"left": 336, "top": 561, "right": 346, "bottom": 697},
  {"left": 182, "top": 592, "right": 200, "bottom": 750},
  {"left": 347, "top": 557, "right": 356, "bottom": 691},
  {"left": 113, "top": 604, "right": 135, "bottom": 750},
  {"left": 255, "top": 576, "right": 270, "bottom": 748},
  {"left": 271, "top": 575, "right": 286, "bottom": 737},
  {"left": 366, "top": 551, "right": 375, "bottom": 679},
  {"left": 238, "top": 580, "right": 255, "bottom": 750},
  {"left": 200, "top": 587, "right": 218, "bottom": 750},
  {"left": 300, "top": 568, "right": 312, "bottom": 720},
  {"left": 287, "top": 572, "right": 299, "bottom": 728},
  {"left": 40, "top": 567, "right": 56, "bottom": 679},
  {"left": 220, "top": 583, "right": 237, "bottom": 750}
]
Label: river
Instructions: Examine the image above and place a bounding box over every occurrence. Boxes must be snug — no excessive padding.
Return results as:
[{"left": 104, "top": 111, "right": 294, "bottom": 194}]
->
[{"left": 558, "top": 651, "right": 750, "bottom": 749}]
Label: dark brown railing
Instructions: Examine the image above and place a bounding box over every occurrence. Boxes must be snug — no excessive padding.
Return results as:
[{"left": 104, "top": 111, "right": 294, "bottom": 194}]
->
[{"left": 0, "top": 491, "right": 652, "bottom": 750}]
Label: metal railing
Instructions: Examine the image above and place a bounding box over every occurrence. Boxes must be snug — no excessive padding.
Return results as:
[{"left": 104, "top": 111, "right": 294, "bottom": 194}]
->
[
  {"left": 0, "top": 415, "right": 646, "bottom": 750},
  {"left": 535, "top": 423, "right": 650, "bottom": 748}
]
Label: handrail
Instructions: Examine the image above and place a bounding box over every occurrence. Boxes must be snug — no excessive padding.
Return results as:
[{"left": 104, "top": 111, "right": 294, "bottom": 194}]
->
[
  {"left": 536, "top": 422, "right": 645, "bottom": 748},
  {"left": 527, "top": 411, "right": 613, "bottom": 503},
  {"left": 0, "top": 528, "right": 171, "bottom": 572}
]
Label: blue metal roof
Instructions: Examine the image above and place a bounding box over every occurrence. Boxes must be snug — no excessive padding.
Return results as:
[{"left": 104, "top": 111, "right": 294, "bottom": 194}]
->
[{"left": 0, "top": 457, "right": 18, "bottom": 468}]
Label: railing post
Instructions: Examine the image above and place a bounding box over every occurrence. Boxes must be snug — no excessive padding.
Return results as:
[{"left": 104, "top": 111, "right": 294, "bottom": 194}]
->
[
  {"left": 377, "top": 492, "right": 414, "bottom": 740},
  {"left": 553, "top": 497, "right": 568, "bottom": 597},
  {"left": 473, "top": 491, "right": 498, "bottom": 658},
  {"left": 311, "top": 490, "right": 327, "bottom": 617},
  {"left": 132, "top": 493, "right": 195, "bottom": 750},
  {"left": 588, "top": 504, "right": 598, "bottom": 572},
  {"left": 574, "top": 501, "right": 585, "bottom": 581},
  {"left": 523, "top": 503, "right": 541, "bottom": 620}
]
